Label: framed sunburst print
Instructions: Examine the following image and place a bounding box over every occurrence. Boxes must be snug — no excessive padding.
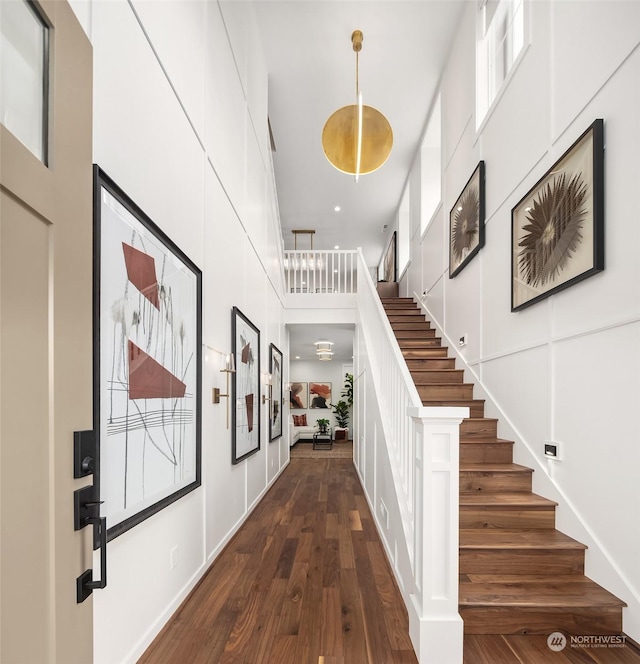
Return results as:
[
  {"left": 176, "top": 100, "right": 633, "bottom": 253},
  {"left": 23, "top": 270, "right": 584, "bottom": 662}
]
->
[
  {"left": 511, "top": 119, "right": 604, "bottom": 312},
  {"left": 449, "top": 161, "right": 485, "bottom": 277}
]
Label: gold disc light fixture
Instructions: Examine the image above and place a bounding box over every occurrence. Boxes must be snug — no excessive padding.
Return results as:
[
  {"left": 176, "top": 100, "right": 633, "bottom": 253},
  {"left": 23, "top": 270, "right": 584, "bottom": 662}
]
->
[{"left": 322, "top": 30, "right": 393, "bottom": 183}]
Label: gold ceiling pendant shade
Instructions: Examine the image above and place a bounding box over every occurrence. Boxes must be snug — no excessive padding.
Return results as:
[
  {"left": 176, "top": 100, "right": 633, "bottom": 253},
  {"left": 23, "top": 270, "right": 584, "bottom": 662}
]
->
[{"left": 322, "top": 30, "right": 393, "bottom": 182}]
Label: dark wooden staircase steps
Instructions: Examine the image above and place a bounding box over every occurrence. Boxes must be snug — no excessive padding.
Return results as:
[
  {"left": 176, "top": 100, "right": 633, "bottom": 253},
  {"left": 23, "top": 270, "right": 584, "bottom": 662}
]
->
[
  {"left": 460, "top": 576, "right": 625, "bottom": 635},
  {"left": 380, "top": 296, "right": 627, "bottom": 636}
]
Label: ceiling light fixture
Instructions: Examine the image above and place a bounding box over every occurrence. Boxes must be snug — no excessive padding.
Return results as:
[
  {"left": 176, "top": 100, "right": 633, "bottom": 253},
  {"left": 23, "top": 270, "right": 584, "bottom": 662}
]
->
[
  {"left": 321, "top": 30, "right": 393, "bottom": 183},
  {"left": 317, "top": 351, "right": 334, "bottom": 362},
  {"left": 315, "top": 341, "right": 334, "bottom": 354}
]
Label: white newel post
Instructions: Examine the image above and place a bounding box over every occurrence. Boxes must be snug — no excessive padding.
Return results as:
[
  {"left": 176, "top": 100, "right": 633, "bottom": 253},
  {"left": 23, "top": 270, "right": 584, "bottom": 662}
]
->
[{"left": 407, "top": 406, "right": 468, "bottom": 664}]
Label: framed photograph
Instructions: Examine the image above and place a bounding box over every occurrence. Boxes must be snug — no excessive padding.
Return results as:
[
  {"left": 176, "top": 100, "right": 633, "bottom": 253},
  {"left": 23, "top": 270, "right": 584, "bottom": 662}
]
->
[
  {"left": 94, "top": 166, "right": 202, "bottom": 542},
  {"left": 309, "top": 382, "right": 332, "bottom": 409},
  {"left": 269, "top": 343, "right": 283, "bottom": 441},
  {"left": 289, "top": 382, "right": 308, "bottom": 409},
  {"left": 511, "top": 120, "right": 604, "bottom": 311},
  {"left": 232, "top": 307, "right": 260, "bottom": 463},
  {"left": 449, "top": 161, "right": 485, "bottom": 278}
]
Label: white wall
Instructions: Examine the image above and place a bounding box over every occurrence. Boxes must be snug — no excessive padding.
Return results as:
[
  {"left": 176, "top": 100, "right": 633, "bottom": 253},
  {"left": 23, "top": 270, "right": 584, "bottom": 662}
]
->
[
  {"left": 401, "top": 0, "right": 640, "bottom": 642},
  {"left": 68, "top": 1, "right": 289, "bottom": 662}
]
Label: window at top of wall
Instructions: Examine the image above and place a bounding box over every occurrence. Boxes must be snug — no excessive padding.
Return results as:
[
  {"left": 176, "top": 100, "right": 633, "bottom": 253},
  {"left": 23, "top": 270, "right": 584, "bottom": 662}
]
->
[
  {"left": 476, "top": 0, "right": 525, "bottom": 129},
  {"left": 0, "top": 0, "right": 49, "bottom": 164},
  {"left": 420, "top": 93, "right": 441, "bottom": 235}
]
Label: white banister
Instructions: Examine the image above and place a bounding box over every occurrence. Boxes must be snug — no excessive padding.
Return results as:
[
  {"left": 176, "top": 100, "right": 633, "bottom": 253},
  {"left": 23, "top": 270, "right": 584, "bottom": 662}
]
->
[{"left": 355, "top": 248, "right": 467, "bottom": 663}]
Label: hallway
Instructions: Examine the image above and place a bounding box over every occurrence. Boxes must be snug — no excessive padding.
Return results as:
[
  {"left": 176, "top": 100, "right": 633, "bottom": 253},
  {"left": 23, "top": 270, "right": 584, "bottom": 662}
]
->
[{"left": 139, "top": 458, "right": 417, "bottom": 663}]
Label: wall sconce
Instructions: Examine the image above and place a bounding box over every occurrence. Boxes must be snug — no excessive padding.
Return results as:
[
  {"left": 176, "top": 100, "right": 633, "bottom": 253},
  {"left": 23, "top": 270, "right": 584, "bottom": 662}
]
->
[
  {"left": 212, "top": 353, "right": 235, "bottom": 429},
  {"left": 262, "top": 373, "right": 273, "bottom": 404}
]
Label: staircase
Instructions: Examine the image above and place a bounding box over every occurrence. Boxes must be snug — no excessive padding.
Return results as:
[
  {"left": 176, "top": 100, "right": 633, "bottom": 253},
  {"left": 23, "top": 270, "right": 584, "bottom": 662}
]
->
[{"left": 382, "top": 297, "right": 626, "bottom": 636}]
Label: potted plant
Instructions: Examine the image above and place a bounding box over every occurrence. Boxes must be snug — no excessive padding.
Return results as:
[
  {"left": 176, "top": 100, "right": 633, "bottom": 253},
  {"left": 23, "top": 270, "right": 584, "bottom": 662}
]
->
[
  {"left": 330, "top": 400, "right": 349, "bottom": 429},
  {"left": 315, "top": 418, "right": 330, "bottom": 434}
]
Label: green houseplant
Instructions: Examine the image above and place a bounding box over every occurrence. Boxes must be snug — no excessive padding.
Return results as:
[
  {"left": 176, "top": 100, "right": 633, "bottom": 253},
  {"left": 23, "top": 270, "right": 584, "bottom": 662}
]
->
[
  {"left": 315, "top": 418, "right": 330, "bottom": 434},
  {"left": 330, "top": 400, "right": 349, "bottom": 429},
  {"left": 342, "top": 373, "right": 353, "bottom": 407}
]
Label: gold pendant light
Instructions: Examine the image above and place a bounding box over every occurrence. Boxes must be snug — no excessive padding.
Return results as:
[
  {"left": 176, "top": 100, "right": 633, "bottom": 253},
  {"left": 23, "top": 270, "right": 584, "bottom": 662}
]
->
[{"left": 322, "top": 30, "right": 393, "bottom": 182}]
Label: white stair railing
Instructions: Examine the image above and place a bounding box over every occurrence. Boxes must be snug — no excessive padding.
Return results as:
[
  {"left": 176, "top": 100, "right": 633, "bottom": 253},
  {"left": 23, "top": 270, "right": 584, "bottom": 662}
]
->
[
  {"left": 284, "top": 250, "right": 357, "bottom": 294},
  {"left": 355, "top": 248, "right": 467, "bottom": 664}
]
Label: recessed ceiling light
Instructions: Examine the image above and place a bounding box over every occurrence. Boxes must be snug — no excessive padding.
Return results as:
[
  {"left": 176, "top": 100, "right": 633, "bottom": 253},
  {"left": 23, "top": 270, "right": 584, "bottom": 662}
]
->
[
  {"left": 295, "top": 356, "right": 300, "bottom": 359},
  {"left": 334, "top": 245, "right": 339, "bottom": 249},
  {"left": 334, "top": 206, "right": 341, "bottom": 212}
]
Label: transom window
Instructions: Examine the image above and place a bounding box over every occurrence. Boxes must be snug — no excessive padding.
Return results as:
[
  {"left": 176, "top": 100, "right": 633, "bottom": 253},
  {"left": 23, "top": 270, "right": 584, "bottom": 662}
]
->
[{"left": 476, "top": 0, "right": 524, "bottom": 128}]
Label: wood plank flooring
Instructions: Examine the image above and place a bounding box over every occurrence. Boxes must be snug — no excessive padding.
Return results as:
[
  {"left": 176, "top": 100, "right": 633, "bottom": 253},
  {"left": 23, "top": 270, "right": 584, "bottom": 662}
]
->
[
  {"left": 139, "top": 456, "right": 640, "bottom": 663},
  {"left": 139, "top": 459, "right": 417, "bottom": 664}
]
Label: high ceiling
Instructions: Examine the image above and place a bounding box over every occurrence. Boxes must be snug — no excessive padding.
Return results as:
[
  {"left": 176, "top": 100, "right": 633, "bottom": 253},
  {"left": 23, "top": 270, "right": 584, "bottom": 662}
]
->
[
  {"left": 253, "top": 0, "right": 467, "bottom": 268},
  {"left": 252, "top": 1, "right": 467, "bottom": 361}
]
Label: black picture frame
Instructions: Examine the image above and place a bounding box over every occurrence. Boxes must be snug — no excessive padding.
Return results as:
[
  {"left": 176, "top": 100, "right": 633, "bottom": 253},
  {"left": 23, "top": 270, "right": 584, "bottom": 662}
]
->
[
  {"left": 449, "top": 161, "right": 485, "bottom": 278},
  {"left": 232, "top": 307, "right": 261, "bottom": 463},
  {"left": 269, "top": 343, "right": 283, "bottom": 441},
  {"left": 511, "top": 119, "right": 604, "bottom": 311},
  {"left": 93, "top": 166, "right": 202, "bottom": 542}
]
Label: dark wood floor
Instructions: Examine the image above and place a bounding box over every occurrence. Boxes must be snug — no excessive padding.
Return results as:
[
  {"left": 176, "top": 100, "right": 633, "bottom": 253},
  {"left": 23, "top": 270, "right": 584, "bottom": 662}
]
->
[
  {"left": 140, "top": 457, "right": 640, "bottom": 664},
  {"left": 139, "top": 458, "right": 417, "bottom": 663}
]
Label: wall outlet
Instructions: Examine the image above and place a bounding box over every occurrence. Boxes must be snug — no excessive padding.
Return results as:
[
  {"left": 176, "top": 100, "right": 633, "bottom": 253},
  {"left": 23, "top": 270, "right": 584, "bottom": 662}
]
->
[
  {"left": 170, "top": 546, "right": 179, "bottom": 570},
  {"left": 459, "top": 334, "right": 467, "bottom": 347},
  {"left": 544, "top": 441, "right": 562, "bottom": 461}
]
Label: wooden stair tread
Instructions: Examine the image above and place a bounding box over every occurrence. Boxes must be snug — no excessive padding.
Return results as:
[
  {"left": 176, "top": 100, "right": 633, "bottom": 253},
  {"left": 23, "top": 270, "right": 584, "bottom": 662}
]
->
[
  {"left": 460, "top": 577, "right": 626, "bottom": 608},
  {"left": 460, "top": 493, "right": 557, "bottom": 507},
  {"left": 420, "top": 399, "right": 482, "bottom": 406},
  {"left": 460, "top": 437, "right": 513, "bottom": 445},
  {"left": 460, "top": 463, "right": 532, "bottom": 474},
  {"left": 460, "top": 529, "right": 587, "bottom": 550}
]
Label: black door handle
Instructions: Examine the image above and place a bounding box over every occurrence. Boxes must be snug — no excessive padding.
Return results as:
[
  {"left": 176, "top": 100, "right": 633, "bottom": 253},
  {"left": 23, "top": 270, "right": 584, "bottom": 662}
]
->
[
  {"left": 86, "top": 516, "right": 107, "bottom": 590},
  {"left": 76, "top": 515, "right": 107, "bottom": 602}
]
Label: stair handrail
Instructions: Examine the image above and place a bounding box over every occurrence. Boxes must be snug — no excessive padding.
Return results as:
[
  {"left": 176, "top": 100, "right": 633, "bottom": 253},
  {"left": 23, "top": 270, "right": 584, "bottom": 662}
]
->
[
  {"left": 355, "top": 250, "right": 421, "bottom": 556},
  {"left": 356, "top": 249, "right": 466, "bottom": 663}
]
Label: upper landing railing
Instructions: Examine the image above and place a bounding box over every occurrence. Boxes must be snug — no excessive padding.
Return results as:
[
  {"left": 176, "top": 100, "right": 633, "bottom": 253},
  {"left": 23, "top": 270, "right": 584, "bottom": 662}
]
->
[{"left": 284, "top": 250, "right": 358, "bottom": 294}]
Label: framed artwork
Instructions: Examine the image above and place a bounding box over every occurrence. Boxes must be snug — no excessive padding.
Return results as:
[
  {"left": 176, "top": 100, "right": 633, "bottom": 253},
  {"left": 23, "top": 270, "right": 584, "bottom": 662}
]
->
[
  {"left": 269, "top": 343, "right": 283, "bottom": 441},
  {"left": 511, "top": 120, "right": 604, "bottom": 311},
  {"left": 232, "top": 307, "right": 260, "bottom": 463},
  {"left": 380, "top": 231, "right": 397, "bottom": 282},
  {"left": 309, "top": 382, "right": 332, "bottom": 409},
  {"left": 94, "top": 166, "right": 202, "bottom": 542},
  {"left": 449, "top": 161, "right": 485, "bottom": 278},
  {"left": 289, "top": 382, "right": 308, "bottom": 409}
]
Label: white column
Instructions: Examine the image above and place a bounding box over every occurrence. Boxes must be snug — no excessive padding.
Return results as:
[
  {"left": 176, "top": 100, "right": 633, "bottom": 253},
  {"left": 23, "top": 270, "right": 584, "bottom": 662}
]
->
[{"left": 407, "top": 406, "right": 468, "bottom": 664}]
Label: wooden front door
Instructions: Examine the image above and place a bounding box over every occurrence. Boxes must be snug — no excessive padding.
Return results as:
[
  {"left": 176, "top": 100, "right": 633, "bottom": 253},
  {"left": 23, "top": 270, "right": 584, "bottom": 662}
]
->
[{"left": 0, "top": 1, "right": 94, "bottom": 661}]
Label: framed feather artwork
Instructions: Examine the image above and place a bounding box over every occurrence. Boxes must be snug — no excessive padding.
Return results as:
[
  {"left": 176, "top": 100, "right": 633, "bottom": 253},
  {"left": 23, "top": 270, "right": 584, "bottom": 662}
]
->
[
  {"left": 511, "top": 120, "right": 604, "bottom": 311},
  {"left": 449, "top": 161, "right": 485, "bottom": 278}
]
